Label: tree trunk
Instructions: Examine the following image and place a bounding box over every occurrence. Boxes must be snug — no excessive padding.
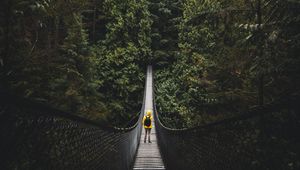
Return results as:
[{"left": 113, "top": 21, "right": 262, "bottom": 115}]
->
[
  {"left": 54, "top": 16, "right": 59, "bottom": 48},
  {"left": 47, "top": 18, "right": 52, "bottom": 50},
  {"left": 257, "top": 0, "right": 264, "bottom": 106},
  {"left": 92, "top": 2, "right": 97, "bottom": 44},
  {"left": 2, "top": 0, "right": 11, "bottom": 77}
]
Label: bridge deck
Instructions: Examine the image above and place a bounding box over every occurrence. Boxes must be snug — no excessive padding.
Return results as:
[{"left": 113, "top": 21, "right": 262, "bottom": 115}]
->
[{"left": 133, "top": 66, "right": 165, "bottom": 170}]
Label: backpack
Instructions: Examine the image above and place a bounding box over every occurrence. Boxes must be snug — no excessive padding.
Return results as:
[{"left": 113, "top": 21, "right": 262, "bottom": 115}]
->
[{"left": 144, "top": 116, "right": 151, "bottom": 126}]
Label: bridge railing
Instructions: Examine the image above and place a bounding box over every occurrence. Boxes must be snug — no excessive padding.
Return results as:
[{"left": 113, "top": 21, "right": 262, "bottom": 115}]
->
[
  {"left": 0, "top": 88, "right": 145, "bottom": 170},
  {"left": 153, "top": 82, "right": 299, "bottom": 169}
]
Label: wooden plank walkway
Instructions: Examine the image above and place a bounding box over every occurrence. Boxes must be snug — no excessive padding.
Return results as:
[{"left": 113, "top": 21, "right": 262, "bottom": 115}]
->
[{"left": 133, "top": 66, "right": 165, "bottom": 170}]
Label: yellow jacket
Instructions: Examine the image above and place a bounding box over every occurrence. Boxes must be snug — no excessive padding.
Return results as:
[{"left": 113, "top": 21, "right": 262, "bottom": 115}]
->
[{"left": 143, "top": 115, "right": 153, "bottom": 129}]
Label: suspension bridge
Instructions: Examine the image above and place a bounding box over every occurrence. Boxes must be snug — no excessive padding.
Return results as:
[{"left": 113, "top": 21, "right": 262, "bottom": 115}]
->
[{"left": 0, "top": 66, "right": 299, "bottom": 170}]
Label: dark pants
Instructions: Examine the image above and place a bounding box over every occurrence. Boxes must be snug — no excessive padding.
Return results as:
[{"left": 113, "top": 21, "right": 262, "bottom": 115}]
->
[{"left": 144, "top": 128, "right": 151, "bottom": 142}]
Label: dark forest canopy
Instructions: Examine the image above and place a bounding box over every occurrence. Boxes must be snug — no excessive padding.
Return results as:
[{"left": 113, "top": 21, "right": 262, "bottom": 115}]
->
[
  {"left": 0, "top": 0, "right": 299, "bottom": 127},
  {"left": 0, "top": 0, "right": 152, "bottom": 126},
  {"left": 154, "top": 0, "right": 300, "bottom": 127}
]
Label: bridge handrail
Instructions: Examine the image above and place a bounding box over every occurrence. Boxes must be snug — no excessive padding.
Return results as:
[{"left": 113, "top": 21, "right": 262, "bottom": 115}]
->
[
  {"left": 152, "top": 67, "right": 300, "bottom": 170},
  {"left": 0, "top": 69, "right": 148, "bottom": 170}
]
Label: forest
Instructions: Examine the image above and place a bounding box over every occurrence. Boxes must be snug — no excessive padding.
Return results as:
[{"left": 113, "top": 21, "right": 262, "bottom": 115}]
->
[
  {"left": 0, "top": 0, "right": 299, "bottom": 128},
  {"left": 0, "top": 0, "right": 300, "bottom": 169}
]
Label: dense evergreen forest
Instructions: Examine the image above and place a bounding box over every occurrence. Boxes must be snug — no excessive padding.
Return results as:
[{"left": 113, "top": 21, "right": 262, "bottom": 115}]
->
[
  {"left": 0, "top": 0, "right": 299, "bottom": 128},
  {"left": 0, "top": 0, "right": 152, "bottom": 126},
  {"left": 153, "top": 0, "right": 300, "bottom": 128}
]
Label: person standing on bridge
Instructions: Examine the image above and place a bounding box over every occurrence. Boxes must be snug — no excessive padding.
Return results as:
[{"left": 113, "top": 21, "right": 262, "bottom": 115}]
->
[{"left": 143, "top": 110, "right": 153, "bottom": 143}]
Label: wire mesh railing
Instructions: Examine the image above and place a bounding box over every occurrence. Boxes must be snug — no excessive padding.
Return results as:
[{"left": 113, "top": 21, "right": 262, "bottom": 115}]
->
[
  {"left": 0, "top": 89, "right": 145, "bottom": 170},
  {"left": 153, "top": 82, "right": 300, "bottom": 169}
]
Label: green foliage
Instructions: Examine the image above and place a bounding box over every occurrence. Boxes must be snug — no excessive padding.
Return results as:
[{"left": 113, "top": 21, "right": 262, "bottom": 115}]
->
[
  {"left": 0, "top": 0, "right": 299, "bottom": 127},
  {"left": 0, "top": 0, "right": 110, "bottom": 120},
  {"left": 92, "top": 0, "right": 152, "bottom": 125},
  {"left": 0, "top": 0, "right": 152, "bottom": 125},
  {"left": 149, "top": 0, "right": 182, "bottom": 67},
  {"left": 93, "top": 43, "right": 145, "bottom": 125},
  {"left": 154, "top": 0, "right": 300, "bottom": 127}
]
